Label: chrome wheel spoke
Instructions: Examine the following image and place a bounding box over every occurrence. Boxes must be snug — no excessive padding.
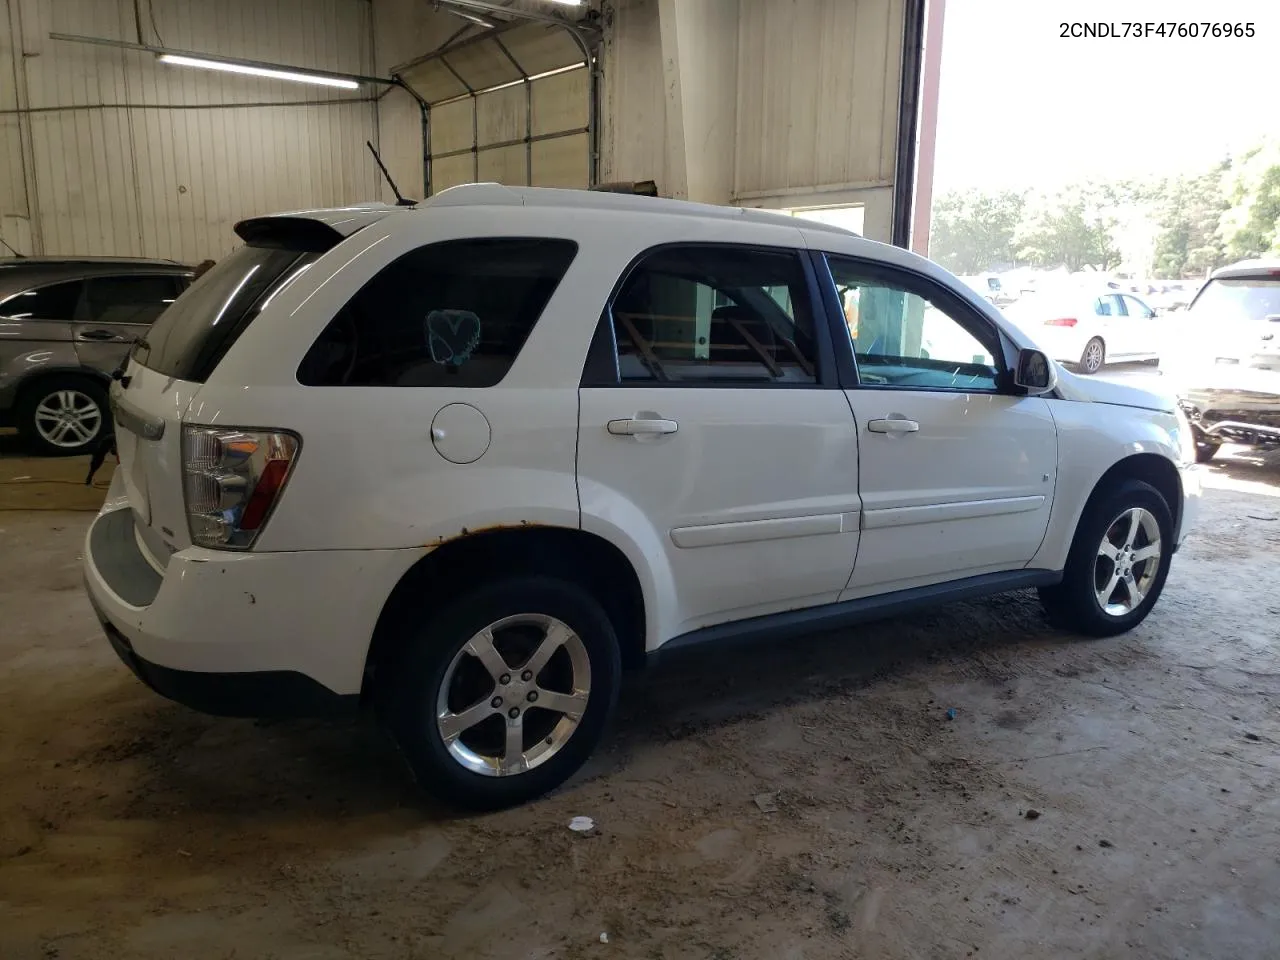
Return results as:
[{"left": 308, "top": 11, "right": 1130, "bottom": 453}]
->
[
  {"left": 533, "top": 688, "right": 587, "bottom": 720},
  {"left": 1122, "top": 509, "right": 1141, "bottom": 549},
  {"left": 1096, "top": 570, "right": 1121, "bottom": 607},
  {"left": 522, "top": 621, "right": 572, "bottom": 679},
  {"left": 502, "top": 717, "right": 526, "bottom": 774},
  {"left": 438, "top": 698, "right": 496, "bottom": 741},
  {"left": 465, "top": 628, "right": 510, "bottom": 681},
  {"left": 1132, "top": 543, "right": 1160, "bottom": 564},
  {"left": 1098, "top": 540, "right": 1120, "bottom": 563},
  {"left": 1124, "top": 573, "right": 1146, "bottom": 606}
]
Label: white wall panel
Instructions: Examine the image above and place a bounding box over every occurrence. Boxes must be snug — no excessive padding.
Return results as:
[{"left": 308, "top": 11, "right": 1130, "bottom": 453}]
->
[{"left": 0, "top": 0, "right": 380, "bottom": 259}]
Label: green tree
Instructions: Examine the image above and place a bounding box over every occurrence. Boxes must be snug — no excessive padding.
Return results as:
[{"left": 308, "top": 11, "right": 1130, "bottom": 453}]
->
[
  {"left": 1221, "top": 140, "right": 1280, "bottom": 262},
  {"left": 1014, "top": 185, "right": 1121, "bottom": 272},
  {"left": 927, "top": 190, "right": 1025, "bottom": 274},
  {"left": 1151, "top": 162, "right": 1229, "bottom": 278}
]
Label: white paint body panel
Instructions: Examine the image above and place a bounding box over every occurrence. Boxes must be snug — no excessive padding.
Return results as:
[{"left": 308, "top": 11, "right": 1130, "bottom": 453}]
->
[
  {"left": 842, "top": 392, "right": 1057, "bottom": 594},
  {"left": 578, "top": 387, "right": 861, "bottom": 641},
  {"left": 82, "top": 187, "right": 1200, "bottom": 696}
]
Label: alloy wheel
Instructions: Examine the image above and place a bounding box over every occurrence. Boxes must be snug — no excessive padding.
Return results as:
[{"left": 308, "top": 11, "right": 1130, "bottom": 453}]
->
[
  {"left": 1094, "top": 506, "right": 1162, "bottom": 616},
  {"left": 33, "top": 389, "right": 103, "bottom": 449},
  {"left": 436, "top": 613, "right": 591, "bottom": 777},
  {"left": 1082, "top": 340, "right": 1104, "bottom": 374}
]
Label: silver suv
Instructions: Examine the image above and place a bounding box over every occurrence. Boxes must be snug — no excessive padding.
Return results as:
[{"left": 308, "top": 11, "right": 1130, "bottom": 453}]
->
[{"left": 0, "top": 257, "right": 193, "bottom": 455}]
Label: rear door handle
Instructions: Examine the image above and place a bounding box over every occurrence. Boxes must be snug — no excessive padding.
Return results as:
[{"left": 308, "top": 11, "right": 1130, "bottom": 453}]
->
[
  {"left": 867, "top": 417, "right": 920, "bottom": 434},
  {"left": 79, "top": 328, "right": 123, "bottom": 342},
  {"left": 607, "top": 417, "right": 678, "bottom": 437}
]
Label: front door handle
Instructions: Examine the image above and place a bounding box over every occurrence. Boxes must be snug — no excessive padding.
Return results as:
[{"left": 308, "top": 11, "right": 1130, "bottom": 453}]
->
[
  {"left": 78, "top": 328, "right": 123, "bottom": 342},
  {"left": 867, "top": 417, "right": 920, "bottom": 434},
  {"left": 607, "top": 416, "right": 678, "bottom": 437}
]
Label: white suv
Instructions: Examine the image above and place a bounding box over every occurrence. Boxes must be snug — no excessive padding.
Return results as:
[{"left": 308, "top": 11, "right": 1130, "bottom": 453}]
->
[{"left": 84, "top": 185, "right": 1202, "bottom": 810}]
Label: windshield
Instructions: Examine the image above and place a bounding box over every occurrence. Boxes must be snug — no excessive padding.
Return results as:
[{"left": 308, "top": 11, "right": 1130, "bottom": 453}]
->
[
  {"left": 133, "top": 244, "right": 316, "bottom": 382},
  {"left": 1188, "top": 277, "right": 1280, "bottom": 325}
]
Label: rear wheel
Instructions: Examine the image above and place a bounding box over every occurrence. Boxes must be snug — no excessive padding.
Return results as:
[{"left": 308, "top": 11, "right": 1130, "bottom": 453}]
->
[
  {"left": 1079, "top": 337, "right": 1105, "bottom": 375},
  {"left": 380, "top": 576, "right": 621, "bottom": 811},
  {"left": 17, "top": 375, "right": 108, "bottom": 456},
  {"left": 1039, "top": 479, "right": 1173, "bottom": 637}
]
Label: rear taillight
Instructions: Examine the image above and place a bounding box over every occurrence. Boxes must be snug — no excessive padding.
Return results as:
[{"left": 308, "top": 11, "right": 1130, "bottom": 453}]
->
[
  {"left": 182, "top": 426, "right": 299, "bottom": 549},
  {"left": 1045, "top": 317, "right": 1078, "bottom": 327}
]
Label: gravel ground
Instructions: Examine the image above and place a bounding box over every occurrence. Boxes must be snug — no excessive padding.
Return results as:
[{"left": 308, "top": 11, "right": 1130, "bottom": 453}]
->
[{"left": 1, "top": 429, "right": 1278, "bottom": 960}]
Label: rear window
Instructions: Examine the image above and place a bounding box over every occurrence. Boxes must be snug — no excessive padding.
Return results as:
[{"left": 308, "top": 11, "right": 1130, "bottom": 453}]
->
[
  {"left": 1189, "top": 277, "right": 1280, "bottom": 324},
  {"left": 297, "top": 237, "right": 578, "bottom": 387},
  {"left": 133, "top": 245, "right": 316, "bottom": 382}
]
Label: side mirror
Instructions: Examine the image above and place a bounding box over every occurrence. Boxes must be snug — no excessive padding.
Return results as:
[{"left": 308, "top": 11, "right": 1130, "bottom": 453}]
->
[{"left": 1014, "top": 348, "right": 1057, "bottom": 396}]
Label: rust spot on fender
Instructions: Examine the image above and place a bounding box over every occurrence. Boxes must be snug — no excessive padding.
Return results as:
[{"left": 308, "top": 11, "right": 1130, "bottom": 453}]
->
[{"left": 426, "top": 520, "right": 539, "bottom": 547}]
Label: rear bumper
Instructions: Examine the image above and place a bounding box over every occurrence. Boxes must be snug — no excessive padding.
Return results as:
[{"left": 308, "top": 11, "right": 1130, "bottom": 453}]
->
[
  {"left": 87, "top": 586, "right": 353, "bottom": 718},
  {"left": 82, "top": 474, "right": 425, "bottom": 717}
]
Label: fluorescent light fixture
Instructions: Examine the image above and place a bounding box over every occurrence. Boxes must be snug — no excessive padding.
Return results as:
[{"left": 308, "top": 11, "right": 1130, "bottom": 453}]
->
[
  {"left": 158, "top": 54, "right": 359, "bottom": 90},
  {"left": 544, "top": 0, "right": 584, "bottom": 5}
]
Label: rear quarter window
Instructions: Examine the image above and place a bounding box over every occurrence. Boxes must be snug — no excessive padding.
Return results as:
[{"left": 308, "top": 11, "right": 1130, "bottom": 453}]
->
[
  {"left": 134, "top": 245, "right": 316, "bottom": 383},
  {"left": 297, "top": 237, "right": 578, "bottom": 387}
]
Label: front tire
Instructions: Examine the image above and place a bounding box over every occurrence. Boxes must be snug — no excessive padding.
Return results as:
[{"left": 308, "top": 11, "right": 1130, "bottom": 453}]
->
[
  {"left": 1079, "top": 337, "right": 1106, "bottom": 375},
  {"left": 17, "top": 375, "right": 108, "bottom": 456},
  {"left": 1039, "top": 479, "right": 1174, "bottom": 637},
  {"left": 380, "top": 576, "right": 621, "bottom": 811}
]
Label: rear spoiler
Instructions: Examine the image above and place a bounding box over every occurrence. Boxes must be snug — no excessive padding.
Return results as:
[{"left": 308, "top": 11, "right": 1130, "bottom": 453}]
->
[
  {"left": 233, "top": 206, "right": 397, "bottom": 252},
  {"left": 233, "top": 216, "right": 349, "bottom": 253}
]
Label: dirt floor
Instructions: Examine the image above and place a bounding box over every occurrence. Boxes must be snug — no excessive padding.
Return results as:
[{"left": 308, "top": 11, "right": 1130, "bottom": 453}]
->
[{"left": 1, "top": 424, "right": 1278, "bottom": 960}]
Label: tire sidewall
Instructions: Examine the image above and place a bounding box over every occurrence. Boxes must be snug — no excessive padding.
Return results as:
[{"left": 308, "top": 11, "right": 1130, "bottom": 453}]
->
[
  {"left": 384, "top": 576, "right": 621, "bottom": 811},
  {"left": 1063, "top": 480, "right": 1174, "bottom": 635},
  {"left": 18, "top": 375, "right": 108, "bottom": 456}
]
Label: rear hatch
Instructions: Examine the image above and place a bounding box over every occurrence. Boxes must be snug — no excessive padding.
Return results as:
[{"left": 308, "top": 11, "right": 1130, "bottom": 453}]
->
[
  {"left": 110, "top": 210, "right": 390, "bottom": 564},
  {"left": 1185, "top": 272, "right": 1280, "bottom": 371}
]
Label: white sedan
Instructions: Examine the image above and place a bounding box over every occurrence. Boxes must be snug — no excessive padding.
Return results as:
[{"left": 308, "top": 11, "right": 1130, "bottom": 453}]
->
[{"left": 1004, "top": 289, "right": 1162, "bottom": 374}]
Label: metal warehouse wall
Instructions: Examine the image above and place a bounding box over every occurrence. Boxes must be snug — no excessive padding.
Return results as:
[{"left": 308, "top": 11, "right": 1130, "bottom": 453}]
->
[
  {"left": 601, "top": 0, "right": 906, "bottom": 239},
  {"left": 1, "top": 0, "right": 380, "bottom": 261}
]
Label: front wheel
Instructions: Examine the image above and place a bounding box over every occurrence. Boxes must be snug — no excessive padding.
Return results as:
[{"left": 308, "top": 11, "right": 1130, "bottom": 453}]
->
[
  {"left": 380, "top": 576, "right": 621, "bottom": 811},
  {"left": 1039, "top": 479, "right": 1174, "bottom": 637}
]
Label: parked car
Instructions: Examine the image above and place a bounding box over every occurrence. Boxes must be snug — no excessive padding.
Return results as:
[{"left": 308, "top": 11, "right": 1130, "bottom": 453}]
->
[
  {"left": 0, "top": 257, "right": 193, "bottom": 454},
  {"left": 1176, "top": 259, "right": 1280, "bottom": 462},
  {"left": 957, "top": 273, "right": 1012, "bottom": 306},
  {"left": 83, "top": 186, "right": 1201, "bottom": 810},
  {"left": 1003, "top": 287, "right": 1162, "bottom": 374}
]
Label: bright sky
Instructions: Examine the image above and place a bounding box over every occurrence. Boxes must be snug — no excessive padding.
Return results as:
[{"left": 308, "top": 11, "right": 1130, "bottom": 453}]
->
[{"left": 934, "top": 0, "right": 1280, "bottom": 191}]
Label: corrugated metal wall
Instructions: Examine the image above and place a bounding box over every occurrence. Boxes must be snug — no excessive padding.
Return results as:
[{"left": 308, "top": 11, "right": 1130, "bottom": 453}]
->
[
  {"left": 600, "top": 0, "right": 905, "bottom": 227},
  {"left": 1, "top": 0, "right": 380, "bottom": 261},
  {"left": 734, "top": 0, "right": 903, "bottom": 201}
]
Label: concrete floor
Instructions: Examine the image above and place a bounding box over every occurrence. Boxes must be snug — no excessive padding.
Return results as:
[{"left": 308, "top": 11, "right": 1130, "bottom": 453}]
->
[{"left": 1, "top": 390, "right": 1278, "bottom": 959}]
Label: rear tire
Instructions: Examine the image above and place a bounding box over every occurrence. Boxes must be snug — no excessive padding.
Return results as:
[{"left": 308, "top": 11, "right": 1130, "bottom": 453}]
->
[
  {"left": 17, "top": 375, "right": 108, "bottom": 457},
  {"left": 380, "top": 576, "right": 621, "bottom": 811},
  {"left": 1039, "top": 479, "right": 1174, "bottom": 637},
  {"left": 1079, "top": 337, "right": 1105, "bottom": 375}
]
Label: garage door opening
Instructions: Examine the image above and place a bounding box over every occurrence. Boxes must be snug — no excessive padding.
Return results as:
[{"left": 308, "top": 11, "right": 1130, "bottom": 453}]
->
[{"left": 783, "top": 204, "right": 866, "bottom": 236}]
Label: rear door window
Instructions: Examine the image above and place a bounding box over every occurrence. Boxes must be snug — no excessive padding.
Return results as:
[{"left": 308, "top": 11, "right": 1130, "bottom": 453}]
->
[
  {"left": 133, "top": 245, "right": 317, "bottom": 383},
  {"left": 0, "top": 279, "right": 84, "bottom": 321},
  {"left": 297, "top": 238, "right": 578, "bottom": 387},
  {"left": 85, "top": 275, "right": 182, "bottom": 326}
]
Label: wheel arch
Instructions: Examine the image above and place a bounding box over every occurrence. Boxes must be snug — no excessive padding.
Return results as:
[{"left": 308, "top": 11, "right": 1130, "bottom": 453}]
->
[
  {"left": 361, "top": 525, "right": 648, "bottom": 702},
  {"left": 1074, "top": 453, "right": 1182, "bottom": 552},
  {"left": 14, "top": 366, "right": 112, "bottom": 409}
]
